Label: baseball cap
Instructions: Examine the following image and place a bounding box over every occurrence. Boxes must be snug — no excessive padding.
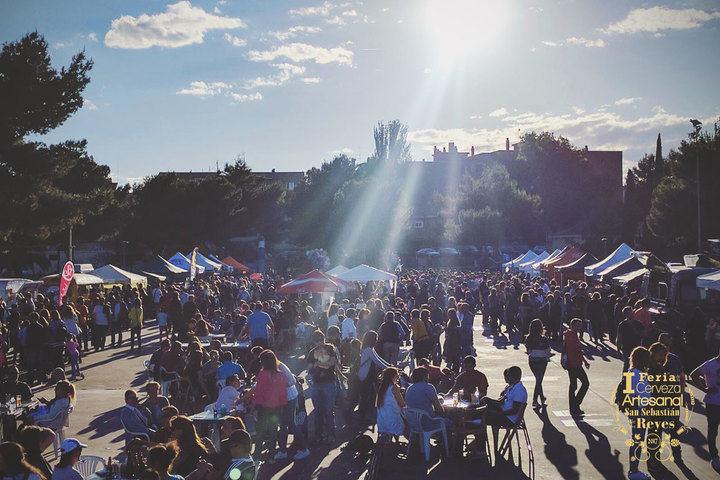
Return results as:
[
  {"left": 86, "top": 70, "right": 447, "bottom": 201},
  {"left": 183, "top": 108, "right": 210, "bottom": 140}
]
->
[
  {"left": 221, "top": 429, "right": 251, "bottom": 448},
  {"left": 60, "top": 438, "right": 87, "bottom": 454}
]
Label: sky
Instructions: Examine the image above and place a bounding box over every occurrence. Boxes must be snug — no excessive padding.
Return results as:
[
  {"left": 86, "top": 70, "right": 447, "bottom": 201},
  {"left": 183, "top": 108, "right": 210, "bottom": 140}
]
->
[{"left": 2, "top": 0, "right": 719, "bottom": 184}]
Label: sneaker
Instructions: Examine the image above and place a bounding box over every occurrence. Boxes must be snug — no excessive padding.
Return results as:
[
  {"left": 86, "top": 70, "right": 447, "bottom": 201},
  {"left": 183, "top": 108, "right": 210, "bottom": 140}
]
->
[
  {"left": 293, "top": 449, "right": 310, "bottom": 460},
  {"left": 273, "top": 451, "right": 288, "bottom": 461},
  {"left": 711, "top": 457, "right": 720, "bottom": 471},
  {"left": 628, "top": 470, "right": 651, "bottom": 480}
]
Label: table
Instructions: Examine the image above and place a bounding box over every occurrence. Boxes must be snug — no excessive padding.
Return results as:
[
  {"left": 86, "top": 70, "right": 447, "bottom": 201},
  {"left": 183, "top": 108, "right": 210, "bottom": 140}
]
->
[
  {"left": 0, "top": 400, "right": 39, "bottom": 442},
  {"left": 180, "top": 341, "right": 250, "bottom": 350},
  {"left": 441, "top": 398, "right": 487, "bottom": 457},
  {"left": 189, "top": 409, "right": 237, "bottom": 450}
]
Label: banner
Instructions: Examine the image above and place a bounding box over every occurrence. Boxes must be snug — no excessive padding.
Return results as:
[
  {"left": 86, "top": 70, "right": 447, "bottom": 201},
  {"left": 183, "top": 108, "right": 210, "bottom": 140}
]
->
[
  {"left": 190, "top": 247, "right": 198, "bottom": 281},
  {"left": 59, "top": 261, "right": 74, "bottom": 306}
]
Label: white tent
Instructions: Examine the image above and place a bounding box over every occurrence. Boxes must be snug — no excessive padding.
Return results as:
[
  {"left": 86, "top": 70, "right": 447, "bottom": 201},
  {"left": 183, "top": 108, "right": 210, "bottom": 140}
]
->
[
  {"left": 519, "top": 251, "right": 549, "bottom": 273},
  {"left": 502, "top": 253, "right": 525, "bottom": 269},
  {"left": 90, "top": 265, "right": 147, "bottom": 285},
  {"left": 697, "top": 270, "right": 720, "bottom": 292},
  {"left": 585, "top": 243, "right": 634, "bottom": 278},
  {"left": 168, "top": 252, "right": 206, "bottom": 274},
  {"left": 337, "top": 264, "right": 397, "bottom": 283},
  {"left": 326, "top": 265, "right": 350, "bottom": 276},
  {"left": 506, "top": 250, "right": 538, "bottom": 271}
]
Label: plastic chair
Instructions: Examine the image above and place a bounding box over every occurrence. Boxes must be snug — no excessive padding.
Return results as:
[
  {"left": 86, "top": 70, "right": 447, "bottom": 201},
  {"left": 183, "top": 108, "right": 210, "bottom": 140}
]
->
[
  {"left": 120, "top": 418, "right": 151, "bottom": 445},
  {"left": 76, "top": 455, "right": 105, "bottom": 479},
  {"left": 38, "top": 403, "right": 73, "bottom": 458},
  {"left": 402, "top": 408, "right": 449, "bottom": 462},
  {"left": 143, "top": 360, "right": 154, "bottom": 380},
  {"left": 493, "top": 403, "right": 534, "bottom": 477},
  {"left": 204, "top": 403, "right": 216, "bottom": 412},
  {"left": 159, "top": 366, "right": 179, "bottom": 397}
]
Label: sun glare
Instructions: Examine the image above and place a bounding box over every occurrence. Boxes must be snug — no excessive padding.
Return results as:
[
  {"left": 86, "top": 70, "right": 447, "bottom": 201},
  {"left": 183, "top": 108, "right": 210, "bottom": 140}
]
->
[{"left": 423, "top": 0, "right": 510, "bottom": 62}]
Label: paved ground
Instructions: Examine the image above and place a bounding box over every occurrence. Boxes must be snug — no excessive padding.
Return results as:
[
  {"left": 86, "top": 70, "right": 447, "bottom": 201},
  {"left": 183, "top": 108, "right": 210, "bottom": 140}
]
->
[{"left": 39, "top": 316, "right": 717, "bottom": 479}]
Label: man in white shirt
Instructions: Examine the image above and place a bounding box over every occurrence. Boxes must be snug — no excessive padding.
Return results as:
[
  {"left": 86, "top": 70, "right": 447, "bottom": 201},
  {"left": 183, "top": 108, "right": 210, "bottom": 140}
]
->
[
  {"left": 216, "top": 374, "right": 243, "bottom": 412},
  {"left": 341, "top": 308, "right": 358, "bottom": 340},
  {"left": 93, "top": 300, "right": 109, "bottom": 350}
]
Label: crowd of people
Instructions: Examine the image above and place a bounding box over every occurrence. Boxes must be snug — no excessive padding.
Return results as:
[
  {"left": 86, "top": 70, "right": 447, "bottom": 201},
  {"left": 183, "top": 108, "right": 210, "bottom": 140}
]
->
[{"left": 0, "top": 267, "right": 719, "bottom": 480}]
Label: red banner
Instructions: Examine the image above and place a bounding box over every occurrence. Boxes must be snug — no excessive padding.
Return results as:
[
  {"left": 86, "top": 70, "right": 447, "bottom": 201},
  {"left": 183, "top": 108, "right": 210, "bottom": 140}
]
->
[{"left": 59, "top": 261, "right": 74, "bottom": 306}]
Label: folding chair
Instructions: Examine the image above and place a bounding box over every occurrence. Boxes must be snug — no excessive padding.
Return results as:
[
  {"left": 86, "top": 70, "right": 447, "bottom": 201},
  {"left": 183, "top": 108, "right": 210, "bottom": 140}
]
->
[{"left": 493, "top": 403, "right": 534, "bottom": 477}]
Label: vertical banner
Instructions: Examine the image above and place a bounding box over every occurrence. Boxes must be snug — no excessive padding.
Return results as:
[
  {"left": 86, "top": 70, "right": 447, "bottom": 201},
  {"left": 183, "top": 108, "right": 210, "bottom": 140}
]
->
[
  {"left": 190, "top": 247, "right": 198, "bottom": 281},
  {"left": 59, "top": 261, "right": 74, "bottom": 306}
]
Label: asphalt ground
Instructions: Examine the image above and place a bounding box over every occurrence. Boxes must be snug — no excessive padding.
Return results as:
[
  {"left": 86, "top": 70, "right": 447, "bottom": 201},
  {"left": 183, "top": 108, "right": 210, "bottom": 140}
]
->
[{"left": 38, "top": 316, "right": 717, "bottom": 480}]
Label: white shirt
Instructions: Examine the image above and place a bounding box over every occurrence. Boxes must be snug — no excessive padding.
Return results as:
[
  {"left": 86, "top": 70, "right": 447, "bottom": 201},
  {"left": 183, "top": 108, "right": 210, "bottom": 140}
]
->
[
  {"left": 93, "top": 305, "right": 108, "bottom": 326},
  {"left": 153, "top": 288, "right": 163, "bottom": 303},
  {"left": 216, "top": 386, "right": 241, "bottom": 411},
  {"left": 341, "top": 317, "right": 357, "bottom": 339},
  {"left": 278, "top": 362, "right": 298, "bottom": 400},
  {"left": 327, "top": 314, "right": 340, "bottom": 329}
]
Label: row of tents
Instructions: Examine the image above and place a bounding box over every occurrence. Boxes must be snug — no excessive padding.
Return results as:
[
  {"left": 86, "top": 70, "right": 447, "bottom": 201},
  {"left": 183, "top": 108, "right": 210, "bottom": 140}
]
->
[{"left": 277, "top": 264, "right": 398, "bottom": 294}]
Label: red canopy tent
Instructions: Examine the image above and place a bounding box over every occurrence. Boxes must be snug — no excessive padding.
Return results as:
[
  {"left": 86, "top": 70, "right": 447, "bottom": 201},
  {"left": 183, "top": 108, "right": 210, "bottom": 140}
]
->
[
  {"left": 544, "top": 247, "right": 584, "bottom": 282},
  {"left": 277, "top": 269, "right": 349, "bottom": 294},
  {"left": 221, "top": 256, "right": 250, "bottom": 273},
  {"left": 555, "top": 253, "right": 598, "bottom": 284}
]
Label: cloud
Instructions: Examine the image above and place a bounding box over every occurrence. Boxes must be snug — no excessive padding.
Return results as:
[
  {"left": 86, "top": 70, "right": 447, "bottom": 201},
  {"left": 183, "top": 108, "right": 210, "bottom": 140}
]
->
[
  {"left": 469, "top": 114, "right": 482, "bottom": 120},
  {"left": 84, "top": 99, "right": 98, "bottom": 111},
  {"left": 229, "top": 92, "right": 262, "bottom": 102},
  {"left": 602, "top": 7, "right": 720, "bottom": 35},
  {"left": 542, "top": 37, "right": 605, "bottom": 48},
  {"left": 87, "top": 33, "right": 98, "bottom": 42},
  {"left": 529, "top": 6, "right": 543, "bottom": 14},
  {"left": 330, "top": 147, "right": 353, "bottom": 156},
  {"left": 615, "top": 97, "right": 641, "bottom": 105},
  {"left": 105, "top": 1, "right": 246, "bottom": 49},
  {"left": 289, "top": 1, "right": 349, "bottom": 17},
  {"left": 301, "top": 77, "right": 321, "bottom": 83},
  {"left": 423, "top": 67, "right": 432, "bottom": 74},
  {"left": 111, "top": 173, "right": 146, "bottom": 185},
  {"left": 489, "top": 107, "right": 508, "bottom": 117},
  {"left": 248, "top": 42, "right": 353, "bottom": 65},
  {"left": 243, "top": 63, "right": 306, "bottom": 89},
  {"left": 572, "top": 106, "right": 585, "bottom": 115},
  {"left": 176, "top": 81, "right": 232, "bottom": 96},
  {"left": 54, "top": 42, "right": 66, "bottom": 48},
  {"left": 265, "top": 25, "right": 321, "bottom": 42},
  {"left": 224, "top": 33, "right": 247, "bottom": 47}
]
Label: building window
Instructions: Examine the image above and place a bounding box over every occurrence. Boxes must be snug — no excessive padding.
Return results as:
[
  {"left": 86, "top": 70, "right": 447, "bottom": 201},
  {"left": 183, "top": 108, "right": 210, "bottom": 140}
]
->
[
  {"left": 413, "top": 220, "right": 424, "bottom": 229},
  {"left": 287, "top": 182, "right": 295, "bottom": 191}
]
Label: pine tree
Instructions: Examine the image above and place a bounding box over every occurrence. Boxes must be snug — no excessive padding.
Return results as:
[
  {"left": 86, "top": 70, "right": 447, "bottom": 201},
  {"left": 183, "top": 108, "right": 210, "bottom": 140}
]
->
[{"left": 655, "top": 133, "right": 663, "bottom": 177}]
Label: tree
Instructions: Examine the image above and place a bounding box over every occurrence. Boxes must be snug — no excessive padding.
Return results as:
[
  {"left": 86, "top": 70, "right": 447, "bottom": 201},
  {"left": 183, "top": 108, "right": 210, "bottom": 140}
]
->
[
  {"left": 368, "top": 120, "right": 411, "bottom": 164},
  {"left": 0, "top": 33, "right": 119, "bottom": 272}
]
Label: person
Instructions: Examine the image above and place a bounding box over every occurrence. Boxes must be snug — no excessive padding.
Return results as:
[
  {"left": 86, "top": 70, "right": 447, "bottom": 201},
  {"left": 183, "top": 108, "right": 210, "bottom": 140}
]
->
[
  {"left": 243, "top": 303, "right": 273, "bottom": 349},
  {"left": 30, "top": 381, "right": 75, "bottom": 429},
  {"left": 443, "top": 309, "right": 462, "bottom": 373},
  {"left": 161, "top": 341, "right": 186, "bottom": 379},
  {"left": 524, "top": 319, "right": 550, "bottom": 408},
  {"left": 564, "top": 318, "right": 590, "bottom": 415},
  {"left": 216, "top": 352, "right": 246, "bottom": 383},
  {"left": 647, "top": 342, "right": 684, "bottom": 466},
  {"left": 169, "top": 416, "right": 208, "bottom": 477},
  {"left": 624, "top": 346, "right": 652, "bottom": 480},
  {"left": 377, "top": 312, "right": 401, "bottom": 365},
  {"left": 251, "top": 350, "right": 286, "bottom": 461},
  {"left": 151, "top": 406, "right": 179, "bottom": 444},
  {"left": 376, "top": 367, "right": 405, "bottom": 437},
  {"left": 457, "top": 303, "right": 474, "bottom": 356},
  {"left": 405, "top": 367, "right": 450, "bottom": 429},
  {"left": 142, "top": 382, "right": 170, "bottom": 428},
  {"left": 146, "top": 444, "right": 184, "bottom": 480},
  {"left": 92, "top": 299, "right": 109, "bottom": 351},
  {"left": 617, "top": 306, "right": 643, "bottom": 372},
  {"left": 484, "top": 366, "right": 528, "bottom": 450},
  {"left": 307, "top": 331, "right": 341, "bottom": 444},
  {"left": 276, "top": 360, "right": 310, "bottom": 461},
  {"left": 17, "top": 426, "right": 55, "bottom": 480},
  {"left": 64, "top": 335, "right": 81, "bottom": 380},
  {"left": 216, "top": 375, "right": 243, "bottom": 413},
  {"left": 0, "top": 441, "right": 46, "bottom": 480},
  {"left": 223, "top": 429, "right": 255, "bottom": 480},
  {"left": 0, "top": 367, "right": 32, "bottom": 403},
  {"left": 690, "top": 350, "right": 720, "bottom": 471},
  {"left": 447, "top": 356, "right": 488, "bottom": 401},
  {"left": 50, "top": 438, "right": 86, "bottom": 480},
  {"left": 121, "top": 389, "right": 155, "bottom": 440},
  {"left": 356, "top": 331, "right": 391, "bottom": 421},
  {"left": 128, "top": 294, "right": 144, "bottom": 352},
  {"left": 341, "top": 308, "right": 357, "bottom": 340}
]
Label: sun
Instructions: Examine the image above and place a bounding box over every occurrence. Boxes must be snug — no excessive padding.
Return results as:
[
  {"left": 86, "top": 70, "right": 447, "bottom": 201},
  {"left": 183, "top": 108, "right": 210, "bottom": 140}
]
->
[{"left": 423, "top": 0, "right": 510, "bottom": 62}]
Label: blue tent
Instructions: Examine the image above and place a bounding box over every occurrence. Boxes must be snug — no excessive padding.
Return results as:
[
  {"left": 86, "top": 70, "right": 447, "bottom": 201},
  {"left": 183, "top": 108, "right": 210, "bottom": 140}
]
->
[
  {"left": 188, "top": 251, "right": 222, "bottom": 272},
  {"left": 504, "top": 250, "right": 538, "bottom": 271},
  {"left": 168, "top": 252, "right": 206, "bottom": 274},
  {"left": 585, "top": 243, "right": 634, "bottom": 278},
  {"left": 519, "top": 251, "right": 549, "bottom": 273}
]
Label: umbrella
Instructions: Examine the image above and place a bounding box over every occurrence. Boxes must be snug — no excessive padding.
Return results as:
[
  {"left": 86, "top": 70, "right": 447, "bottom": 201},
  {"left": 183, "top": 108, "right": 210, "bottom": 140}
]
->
[{"left": 277, "top": 269, "right": 342, "bottom": 294}]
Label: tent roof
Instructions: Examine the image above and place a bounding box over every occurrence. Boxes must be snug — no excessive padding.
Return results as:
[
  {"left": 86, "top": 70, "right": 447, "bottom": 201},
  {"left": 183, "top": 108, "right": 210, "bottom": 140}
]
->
[
  {"left": 277, "top": 269, "right": 342, "bottom": 294},
  {"left": 221, "top": 256, "right": 250, "bottom": 272},
  {"left": 697, "top": 270, "right": 720, "bottom": 291},
  {"left": 326, "top": 265, "right": 350, "bottom": 276},
  {"left": 41, "top": 272, "right": 104, "bottom": 286},
  {"left": 520, "top": 251, "right": 549, "bottom": 268},
  {"left": 556, "top": 253, "right": 598, "bottom": 271},
  {"left": 337, "top": 264, "right": 397, "bottom": 282},
  {"left": 168, "top": 252, "right": 206, "bottom": 273},
  {"left": 90, "top": 265, "right": 147, "bottom": 285},
  {"left": 596, "top": 256, "right": 645, "bottom": 281},
  {"left": 612, "top": 268, "right": 648, "bottom": 286},
  {"left": 189, "top": 251, "right": 222, "bottom": 271},
  {"left": 142, "top": 255, "right": 187, "bottom": 275},
  {"left": 502, "top": 252, "right": 525, "bottom": 268},
  {"left": 536, "top": 248, "right": 566, "bottom": 267},
  {"left": 545, "top": 247, "right": 584, "bottom": 268},
  {"left": 584, "top": 243, "right": 634, "bottom": 278},
  {"left": 142, "top": 271, "right": 167, "bottom": 282}
]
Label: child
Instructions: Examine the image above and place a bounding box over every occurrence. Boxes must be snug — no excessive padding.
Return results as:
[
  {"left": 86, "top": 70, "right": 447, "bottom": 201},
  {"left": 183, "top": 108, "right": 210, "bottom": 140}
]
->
[
  {"left": 156, "top": 307, "right": 169, "bottom": 342},
  {"left": 66, "top": 334, "right": 82, "bottom": 379}
]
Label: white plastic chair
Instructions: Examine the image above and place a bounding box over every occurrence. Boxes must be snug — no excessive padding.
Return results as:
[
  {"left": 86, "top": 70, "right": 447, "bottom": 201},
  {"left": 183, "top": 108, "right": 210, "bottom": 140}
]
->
[
  {"left": 402, "top": 407, "right": 449, "bottom": 462},
  {"left": 120, "top": 418, "right": 151, "bottom": 445},
  {"left": 76, "top": 455, "right": 105, "bottom": 479},
  {"left": 159, "top": 366, "right": 179, "bottom": 396},
  {"left": 38, "top": 403, "right": 73, "bottom": 458}
]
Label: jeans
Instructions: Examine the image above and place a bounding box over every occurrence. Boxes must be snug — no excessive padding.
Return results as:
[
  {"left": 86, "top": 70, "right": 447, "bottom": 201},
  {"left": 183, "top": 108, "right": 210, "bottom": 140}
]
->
[
  {"left": 311, "top": 381, "right": 337, "bottom": 439},
  {"left": 567, "top": 366, "right": 589, "bottom": 412},
  {"left": 94, "top": 324, "right": 107, "bottom": 350},
  {"left": 529, "top": 359, "right": 547, "bottom": 403},
  {"left": 629, "top": 418, "right": 646, "bottom": 472},
  {"left": 708, "top": 403, "right": 720, "bottom": 458},
  {"left": 255, "top": 405, "right": 281, "bottom": 457},
  {"left": 278, "top": 397, "right": 307, "bottom": 451},
  {"left": 109, "top": 323, "right": 123, "bottom": 347},
  {"left": 461, "top": 325, "right": 474, "bottom": 356},
  {"left": 382, "top": 343, "right": 399, "bottom": 365},
  {"left": 130, "top": 327, "right": 142, "bottom": 350},
  {"left": 69, "top": 353, "right": 81, "bottom": 377}
]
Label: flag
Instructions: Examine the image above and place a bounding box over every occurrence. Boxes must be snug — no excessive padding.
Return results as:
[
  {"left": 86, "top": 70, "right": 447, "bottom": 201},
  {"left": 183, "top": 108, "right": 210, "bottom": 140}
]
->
[{"left": 190, "top": 247, "right": 198, "bottom": 281}]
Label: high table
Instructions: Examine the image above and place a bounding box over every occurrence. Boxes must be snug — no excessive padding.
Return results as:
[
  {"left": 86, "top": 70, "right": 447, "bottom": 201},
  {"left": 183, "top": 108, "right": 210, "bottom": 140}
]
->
[
  {"left": 189, "top": 409, "right": 237, "bottom": 450},
  {"left": 441, "top": 398, "right": 487, "bottom": 458}
]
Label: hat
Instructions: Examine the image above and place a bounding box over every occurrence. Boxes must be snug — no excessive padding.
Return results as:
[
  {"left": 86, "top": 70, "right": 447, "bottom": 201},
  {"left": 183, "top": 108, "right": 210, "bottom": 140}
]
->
[
  {"left": 221, "top": 429, "right": 251, "bottom": 448},
  {"left": 60, "top": 438, "right": 87, "bottom": 454}
]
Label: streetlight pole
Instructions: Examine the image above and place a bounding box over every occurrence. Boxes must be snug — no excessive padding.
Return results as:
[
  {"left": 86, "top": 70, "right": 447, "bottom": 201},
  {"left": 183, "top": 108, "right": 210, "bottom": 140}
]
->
[{"left": 690, "top": 119, "right": 703, "bottom": 253}]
